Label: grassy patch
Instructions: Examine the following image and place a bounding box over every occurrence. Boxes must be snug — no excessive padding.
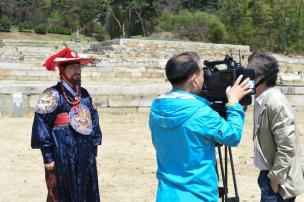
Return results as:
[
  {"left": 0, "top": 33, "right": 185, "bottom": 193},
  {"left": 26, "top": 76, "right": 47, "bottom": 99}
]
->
[{"left": 0, "top": 27, "right": 95, "bottom": 42}]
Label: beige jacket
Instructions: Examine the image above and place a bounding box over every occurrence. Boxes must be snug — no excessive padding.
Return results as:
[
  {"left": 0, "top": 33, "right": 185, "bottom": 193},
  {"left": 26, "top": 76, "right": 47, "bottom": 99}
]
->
[{"left": 254, "top": 87, "right": 304, "bottom": 199}]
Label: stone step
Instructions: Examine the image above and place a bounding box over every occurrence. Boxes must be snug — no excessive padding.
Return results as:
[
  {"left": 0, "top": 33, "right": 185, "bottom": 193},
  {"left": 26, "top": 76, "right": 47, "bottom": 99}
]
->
[
  {"left": 0, "top": 71, "right": 165, "bottom": 82},
  {"left": 0, "top": 81, "right": 302, "bottom": 96},
  {"left": 0, "top": 61, "right": 166, "bottom": 82},
  {"left": 0, "top": 77, "right": 166, "bottom": 84},
  {"left": 0, "top": 63, "right": 163, "bottom": 71},
  {"left": 0, "top": 82, "right": 171, "bottom": 115},
  {"left": 0, "top": 81, "right": 168, "bottom": 94},
  {"left": 0, "top": 82, "right": 303, "bottom": 116},
  {"left": 1, "top": 65, "right": 302, "bottom": 85}
]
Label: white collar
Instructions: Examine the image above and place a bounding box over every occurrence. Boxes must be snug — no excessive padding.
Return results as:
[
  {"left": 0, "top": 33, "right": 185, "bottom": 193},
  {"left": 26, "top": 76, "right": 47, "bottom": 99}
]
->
[
  {"left": 62, "top": 80, "right": 77, "bottom": 97},
  {"left": 255, "top": 87, "right": 272, "bottom": 105}
]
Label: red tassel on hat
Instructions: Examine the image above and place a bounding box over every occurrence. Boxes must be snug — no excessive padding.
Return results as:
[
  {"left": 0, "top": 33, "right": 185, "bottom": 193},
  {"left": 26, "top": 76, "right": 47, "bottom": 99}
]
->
[{"left": 43, "top": 47, "right": 70, "bottom": 71}]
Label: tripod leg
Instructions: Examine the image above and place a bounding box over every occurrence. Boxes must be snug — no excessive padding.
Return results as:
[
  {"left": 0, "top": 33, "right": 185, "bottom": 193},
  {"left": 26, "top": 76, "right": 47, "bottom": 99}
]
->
[
  {"left": 225, "top": 146, "right": 228, "bottom": 201},
  {"left": 228, "top": 147, "right": 239, "bottom": 201},
  {"left": 217, "top": 145, "right": 226, "bottom": 202}
]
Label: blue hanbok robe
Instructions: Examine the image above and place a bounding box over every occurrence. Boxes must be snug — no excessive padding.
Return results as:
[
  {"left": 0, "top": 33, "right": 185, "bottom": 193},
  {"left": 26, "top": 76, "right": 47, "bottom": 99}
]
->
[{"left": 31, "top": 82, "right": 102, "bottom": 202}]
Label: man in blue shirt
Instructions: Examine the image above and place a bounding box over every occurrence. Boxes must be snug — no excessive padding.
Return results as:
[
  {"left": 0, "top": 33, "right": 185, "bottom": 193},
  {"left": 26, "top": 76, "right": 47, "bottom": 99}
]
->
[{"left": 149, "top": 52, "right": 251, "bottom": 202}]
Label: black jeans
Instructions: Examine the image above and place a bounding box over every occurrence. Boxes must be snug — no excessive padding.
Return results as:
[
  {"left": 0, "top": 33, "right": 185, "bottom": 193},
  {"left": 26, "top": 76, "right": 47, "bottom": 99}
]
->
[{"left": 258, "top": 170, "right": 295, "bottom": 202}]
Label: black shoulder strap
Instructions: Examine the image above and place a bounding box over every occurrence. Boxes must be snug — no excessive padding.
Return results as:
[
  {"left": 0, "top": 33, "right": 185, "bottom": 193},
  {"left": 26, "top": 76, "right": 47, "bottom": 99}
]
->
[{"left": 255, "top": 69, "right": 279, "bottom": 88}]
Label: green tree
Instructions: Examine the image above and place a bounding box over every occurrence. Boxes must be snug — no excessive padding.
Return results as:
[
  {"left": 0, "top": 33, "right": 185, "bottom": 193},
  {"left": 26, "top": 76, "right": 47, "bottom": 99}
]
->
[
  {"left": 0, "top": 15, "right": 11, "bottom": 31},
  {"left": 247, "top": 0, "right": 273, "bottom": 50},
  {"left": 157, "top": 10, "right": 174, "bottom": 31},
  {"left": 219, "top": 0, "right": 253, "bottom": 45},
  {"left": 182, "top": 0, "right": 219, "bottom": 11},
  {"left": 153, "top": 0, "right": 183, "bottom": 13},
  {"left": 78, "top": 0, "right": 110, "bottom": 36},
  {"left": 157, "top": 9, "right": 227, "bottom": 42}
]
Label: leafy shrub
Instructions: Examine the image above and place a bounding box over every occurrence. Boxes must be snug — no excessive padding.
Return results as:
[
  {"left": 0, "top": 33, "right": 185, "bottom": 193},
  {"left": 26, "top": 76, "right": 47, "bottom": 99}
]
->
[
  {"left": 18, "top": 22, "right": 33, "bottom": 32},
  {"left": 0, "top": 16, "right": 11, "bottom": 32},
  {"left": 48, "top": 26, "right": 71, "bottom": 35},
  {"left": 34, "top": 24, "right": 48, "bottom": 34},
  {"left": 94, "top": 24, "right": 107, "bottom": 41},
  {"left": 157, "top": 10, "right": 174, "bottom": 32}
]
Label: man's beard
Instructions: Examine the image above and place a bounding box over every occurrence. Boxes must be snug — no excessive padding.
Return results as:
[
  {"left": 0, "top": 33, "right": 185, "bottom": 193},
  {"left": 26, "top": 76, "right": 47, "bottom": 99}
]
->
[{"left": 71, "top": 74, "right": 81, "bottom": 86}]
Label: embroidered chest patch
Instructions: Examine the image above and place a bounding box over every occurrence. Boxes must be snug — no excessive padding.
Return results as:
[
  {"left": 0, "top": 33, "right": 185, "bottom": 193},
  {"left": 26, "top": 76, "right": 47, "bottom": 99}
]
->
[
  {"left": 35, "top": 88, "right": 59, "bottom": 114},
  {"left": 69, "top": 104, "right": 93, "bottom": 135}
]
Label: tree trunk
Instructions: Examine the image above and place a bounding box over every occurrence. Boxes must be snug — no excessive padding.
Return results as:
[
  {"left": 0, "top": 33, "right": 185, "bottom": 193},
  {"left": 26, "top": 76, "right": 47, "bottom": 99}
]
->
[{"left": 135, "top": 8, "right": 147, "bottom": 37}]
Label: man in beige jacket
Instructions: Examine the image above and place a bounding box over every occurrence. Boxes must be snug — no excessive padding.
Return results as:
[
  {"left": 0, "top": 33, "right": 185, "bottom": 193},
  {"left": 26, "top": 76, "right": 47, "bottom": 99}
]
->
[{"left": 248, "top": 52, "right": 304, "bottom": 202}]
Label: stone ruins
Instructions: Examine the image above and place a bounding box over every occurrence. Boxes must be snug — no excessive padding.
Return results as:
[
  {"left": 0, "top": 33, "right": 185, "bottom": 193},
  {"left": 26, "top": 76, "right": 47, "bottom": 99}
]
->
[{"left": 0, "top": 39, "right": 303, "bottom": 116}]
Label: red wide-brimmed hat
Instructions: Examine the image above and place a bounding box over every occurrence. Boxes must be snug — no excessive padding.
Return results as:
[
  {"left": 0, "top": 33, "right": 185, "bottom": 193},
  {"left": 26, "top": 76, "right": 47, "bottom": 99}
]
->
[{"left": 43, "top": 47, "right": 95, "bottom": 71}]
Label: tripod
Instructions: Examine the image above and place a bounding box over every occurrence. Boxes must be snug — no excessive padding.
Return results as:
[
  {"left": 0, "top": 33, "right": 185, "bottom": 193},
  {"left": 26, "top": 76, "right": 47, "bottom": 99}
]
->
[{"left": 216, "top": 143, "right": 239, "bottom": 202}]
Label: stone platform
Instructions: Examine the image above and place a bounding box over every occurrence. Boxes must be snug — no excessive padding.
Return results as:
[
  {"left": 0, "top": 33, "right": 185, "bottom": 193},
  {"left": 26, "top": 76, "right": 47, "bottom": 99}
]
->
[{"left": 0, "top": 39, "right": 303, "bottom": 116}]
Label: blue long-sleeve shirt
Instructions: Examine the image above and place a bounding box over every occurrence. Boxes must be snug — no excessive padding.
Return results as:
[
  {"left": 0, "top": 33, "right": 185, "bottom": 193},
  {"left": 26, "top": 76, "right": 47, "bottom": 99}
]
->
[{"left": 149, "top": 89, "right": 245, "bottom": 202}]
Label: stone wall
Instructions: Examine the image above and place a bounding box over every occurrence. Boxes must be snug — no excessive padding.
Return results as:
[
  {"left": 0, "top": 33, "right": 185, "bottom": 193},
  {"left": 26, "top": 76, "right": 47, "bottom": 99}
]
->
[{"left": 0, "top": 39, "right": 303, "bottom": 116}]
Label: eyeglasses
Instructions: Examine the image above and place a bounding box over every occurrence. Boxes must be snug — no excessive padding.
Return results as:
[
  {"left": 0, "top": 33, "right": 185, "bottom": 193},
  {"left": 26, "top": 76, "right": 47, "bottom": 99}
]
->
[{"left": 66, "top": 64, "right": 83, "bottom": 70}]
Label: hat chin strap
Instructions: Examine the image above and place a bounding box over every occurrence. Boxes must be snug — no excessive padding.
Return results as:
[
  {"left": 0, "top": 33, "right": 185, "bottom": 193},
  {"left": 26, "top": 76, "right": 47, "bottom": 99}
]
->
[{"left": 59, "top": 67, "right": 78, "bottom": 92}]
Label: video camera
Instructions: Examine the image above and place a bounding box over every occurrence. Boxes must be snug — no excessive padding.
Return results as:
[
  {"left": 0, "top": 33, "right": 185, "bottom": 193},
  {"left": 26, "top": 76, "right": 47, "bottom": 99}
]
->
[
  {"left": 200, "top": 54, "right": 255, "bottom": 117},
  {"left": 200, "top": 54, "right": 255, "bottom": 201}
]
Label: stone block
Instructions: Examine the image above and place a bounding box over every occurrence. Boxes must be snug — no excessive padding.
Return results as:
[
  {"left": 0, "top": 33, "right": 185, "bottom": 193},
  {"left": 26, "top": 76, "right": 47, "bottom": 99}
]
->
[
  {"left": 91, "top": 72, "right": 102, "bottom": 80},
  {"left": 48, "top": 77, "right": 59, "bottom": 81},
  {"left": 81, "top": 71, "right": 92, "bottom": 77},
  {"left": 22, "top": 76, "right": 33, "bottom": 81},
  {"left": 101, "top": 72, "right": 116, "bottom": 78},
  {"left": 26, "top": 71, "right": 42, "bottom": 77},
  {"left": 141, "top": 72, "right": 166, "bottom": 79},
  {"left": 137, "top": 107, "right": 150, "bottom": 113},
  {"left": 279, "top": 86, "right": 304, "bottom": 95},
  {"left": 293, "top": 105, "right": 304, "bottom": 112},
  {"left": 31, "top": 77, "right": 41, "bottom": 81},
  {"left": 294, "top": 87, "right": 304, "bottom": 95},
  {"left": 92, "top": 95, "right": 109, "bottom": 107},
  {"left": 141, "top": 72, "right": 151, "bottom": 78},
  {"left": 280, "top": 86, "right": 296, "bottom": 95},
  {"left": 286, "top": 95, "right": 304, "bottom": 106},
  {"left": 109, "top": 95, "right": 140, "bottom": 107},
  {"left": 108, "top": 94, "right": 156, "bottom": 107},
  {"left": 99, "top": 66, "right": 113, "bottom": 72},
  {"left": 150, "top": 72, "right": 165, "bottom": 78},
  {"left": 138, "top": 95, "right": 156, "bottom": 107},
  {"left": 5, "top": 75, "right": 18, "bottom": 80},
  {"left": 85, "top": 85, "right": 122, "bottom": 95},
  {"left": 121, "top": 85, "right": 162, "bottom": 95},
  {"left": 0, "top": 69, "right": 11, "bottom": 76},
  {"left": 39, "top": 76, "right": 49, "bottom": 81},
  {"left": 29, "top": 95, "right": 39, "bottom": 108},
  {"left": 98, "top": 107, "right": 138, "bottom": 113},
  {"left": 131, "top": 72, "right": 142, "bottom": 78},
  {"left": 0, "top": 94, "right": 12, "bottom": 115},
  {"left": 23, "top": 95, "right": 30, "bottom": 109},
  {"left": 116, "top": 72, "right": 132, "bottom": 78},
  {"left": 112, "top": 67, "right": 128, "bottom": 72},
  {"left": 11, "top": 70, "right": 27, "bottom": 76},
  {"left": 23, "top": 107, "right": 34, "bottom": 116}
]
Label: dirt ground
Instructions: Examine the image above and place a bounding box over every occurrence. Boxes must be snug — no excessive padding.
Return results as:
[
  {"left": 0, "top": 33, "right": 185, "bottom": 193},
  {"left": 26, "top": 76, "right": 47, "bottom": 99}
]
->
[{"left": 0, "top": 107, "right": 304, "bottom": 202}]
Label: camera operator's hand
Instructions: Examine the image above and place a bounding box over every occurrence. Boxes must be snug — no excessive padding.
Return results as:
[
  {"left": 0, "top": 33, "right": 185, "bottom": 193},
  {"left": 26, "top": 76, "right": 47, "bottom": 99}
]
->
[{"left": 226, "top": 75, "right": 251, "bottom": 104}]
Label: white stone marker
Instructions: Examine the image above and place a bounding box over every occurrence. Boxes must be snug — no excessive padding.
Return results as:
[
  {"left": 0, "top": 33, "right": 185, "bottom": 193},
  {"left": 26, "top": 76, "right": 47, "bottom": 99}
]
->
[{"left": 13, "top": 92, "right": 23, "bottom": 117}]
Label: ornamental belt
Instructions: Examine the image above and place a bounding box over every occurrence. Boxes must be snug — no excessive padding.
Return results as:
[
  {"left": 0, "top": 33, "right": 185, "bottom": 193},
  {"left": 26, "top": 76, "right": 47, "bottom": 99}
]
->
[{"left": 54, "top": 113, "right": 69, "bottom": 126}]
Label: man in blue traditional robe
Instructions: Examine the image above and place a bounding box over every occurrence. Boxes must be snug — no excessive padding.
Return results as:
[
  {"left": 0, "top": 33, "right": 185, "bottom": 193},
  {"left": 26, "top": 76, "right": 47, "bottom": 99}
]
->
[
  {"left": 31, "top": 47, "right": 102, "bottom": 202},
  {"left": 149, "top": 52, "right": 251, "bottom": 202}
]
